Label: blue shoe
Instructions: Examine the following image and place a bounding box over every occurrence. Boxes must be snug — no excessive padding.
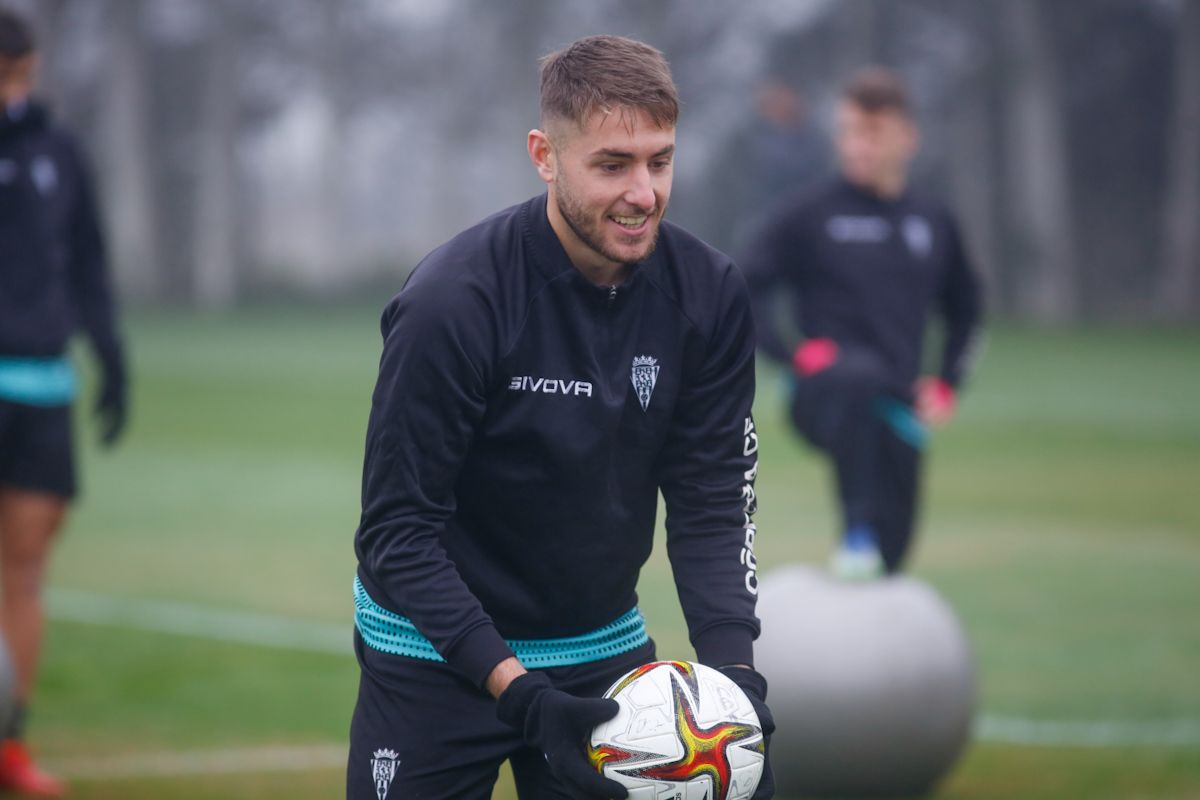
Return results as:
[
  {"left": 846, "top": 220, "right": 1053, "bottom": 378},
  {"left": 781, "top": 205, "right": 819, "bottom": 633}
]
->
[{"left": 831, "top": 525, "right": 884, "bottom": 580}]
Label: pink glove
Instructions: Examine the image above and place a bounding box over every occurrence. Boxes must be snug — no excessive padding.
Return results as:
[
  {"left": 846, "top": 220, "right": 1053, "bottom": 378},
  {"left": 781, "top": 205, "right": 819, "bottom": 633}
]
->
[
  {"left": 793, "top": 338, "right": 839, "bottom": 377},
  {"left": 916, "top": 376, "right": 956, "bottom": 426}
]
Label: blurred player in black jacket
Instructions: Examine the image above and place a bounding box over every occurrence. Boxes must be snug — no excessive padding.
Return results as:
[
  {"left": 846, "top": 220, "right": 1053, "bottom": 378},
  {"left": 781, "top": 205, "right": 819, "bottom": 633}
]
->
[
  {"left": 0, "top": 10, "right": 127, "bottom": 795},
  {"left": 742, "top": 68, "right": 984, "bottom": 578}
]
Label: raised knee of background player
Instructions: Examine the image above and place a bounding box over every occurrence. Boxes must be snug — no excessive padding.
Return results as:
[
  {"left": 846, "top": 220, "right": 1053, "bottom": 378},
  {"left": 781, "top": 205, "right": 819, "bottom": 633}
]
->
[
  {"left": 0, "top": 9, "right": 128, "bottom": 796},
  {"left": 789, "top": 344, "right": 890, "bottom": 441},
  {"left": 741, "top": 66, "right": 985, "bottom": 579},
  {"left": 791, "top": 346, "right": 895, "bottom": 572}
]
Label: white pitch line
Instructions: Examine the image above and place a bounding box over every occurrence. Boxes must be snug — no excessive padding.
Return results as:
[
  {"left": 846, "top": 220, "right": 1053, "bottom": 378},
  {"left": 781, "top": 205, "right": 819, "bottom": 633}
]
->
[
  {"left": 40, "top": 717, "right": 1200, "bottom": 783},
  {"left": 976, "top": 714, "right": 1200, "bottom": 747},
  {"left": 46, "top": 743, "right": 346, "bottom": 781},
  {"left": 47, "top": 588, "right": 350, "bottom": 655},
  {"left": 46, "top": 587, "right": 1200, "bottom": 750},
  {"left": 43, "top": 723, "right": 1200, "bottom": 783}
]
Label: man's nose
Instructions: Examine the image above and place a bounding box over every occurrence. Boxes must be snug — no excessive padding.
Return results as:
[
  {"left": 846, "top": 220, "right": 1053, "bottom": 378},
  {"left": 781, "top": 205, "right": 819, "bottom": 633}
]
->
[{"left": 624, "top": 166, "right": 656, "bottom": 211}]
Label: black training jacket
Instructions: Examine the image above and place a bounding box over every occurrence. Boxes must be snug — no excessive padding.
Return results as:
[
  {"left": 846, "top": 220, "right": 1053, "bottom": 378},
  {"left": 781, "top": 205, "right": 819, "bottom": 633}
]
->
[
  {"left": 355, "top": 193, "right": 761, "bottom": 688},
  {"left": 0, "top": 101, "right": 122, "bottom": 369},
  {"left": 741, "top": 177, "right": 984, "bottom": 394}
]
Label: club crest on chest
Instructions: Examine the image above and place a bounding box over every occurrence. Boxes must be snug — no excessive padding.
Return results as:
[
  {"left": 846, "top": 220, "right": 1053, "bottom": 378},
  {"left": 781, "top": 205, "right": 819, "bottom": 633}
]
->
[{"left": 631, "top": 355, "right": 660, "bottom": 412}]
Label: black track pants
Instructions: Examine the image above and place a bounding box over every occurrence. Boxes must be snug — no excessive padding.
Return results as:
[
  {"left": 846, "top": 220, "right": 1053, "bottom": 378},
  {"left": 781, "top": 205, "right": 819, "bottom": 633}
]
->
[
  {"left": 347, "top": 631, "right": 656, "bottom": 799},
  {"left": 788, "top": 349, "right": 922, "bottom": 572}
]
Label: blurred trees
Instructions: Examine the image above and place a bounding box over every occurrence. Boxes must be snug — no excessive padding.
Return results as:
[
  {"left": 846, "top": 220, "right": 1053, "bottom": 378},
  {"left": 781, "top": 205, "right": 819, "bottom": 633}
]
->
[
  {"left": 740, "top": 0, "right": 1194, "bottom": 321},
  {"left": 193, "top": 0, "right": 239, "bottom": 309},
  {"left": 1000, "top": 0, "right": 1078, "bottom": 321},
  {"left": 1159, "top": 0, "right": 1200, "bottom": 318},
  {"left": 5, "top": 0, "right": 1196, "bottom": 321},
  {"left": 103, "top": 0, "right": 161, "bottom": 301}
]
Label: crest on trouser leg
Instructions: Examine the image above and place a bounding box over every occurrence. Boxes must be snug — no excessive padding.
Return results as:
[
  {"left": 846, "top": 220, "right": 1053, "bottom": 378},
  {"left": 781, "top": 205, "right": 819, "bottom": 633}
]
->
[
  {"left": 371, "top": 748, "right": 399, "bottom": 800},
  {"left": 631, "top": 355, "right": 660, "bottom": 411}
]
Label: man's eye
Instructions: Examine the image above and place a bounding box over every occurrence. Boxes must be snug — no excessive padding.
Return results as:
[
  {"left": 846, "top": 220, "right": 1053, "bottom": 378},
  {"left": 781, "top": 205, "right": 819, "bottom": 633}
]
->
[
  {"left": 651, "top": 160, "right": 672, "bottom": 171},
  {"left": 600, "top": 163, "right": 623, "bottom": 173}
]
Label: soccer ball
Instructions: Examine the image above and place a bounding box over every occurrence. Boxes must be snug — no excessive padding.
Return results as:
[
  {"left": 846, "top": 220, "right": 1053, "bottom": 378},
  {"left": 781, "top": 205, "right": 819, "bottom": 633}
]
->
[{"left": 588, "top": 661, "right": 764, "bottom": 800}]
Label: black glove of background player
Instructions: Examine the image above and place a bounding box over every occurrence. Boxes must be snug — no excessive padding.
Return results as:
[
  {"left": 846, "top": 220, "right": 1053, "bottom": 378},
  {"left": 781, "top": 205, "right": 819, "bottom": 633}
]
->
[
  {"left": 496, "top": 671, "right": 629, "bottom": 799},
  {"left": 719, "top": 666, "right": 776, "bottom": 800},
  {"left": 93, "top": 343, "right": 127, "bottom": 448}
]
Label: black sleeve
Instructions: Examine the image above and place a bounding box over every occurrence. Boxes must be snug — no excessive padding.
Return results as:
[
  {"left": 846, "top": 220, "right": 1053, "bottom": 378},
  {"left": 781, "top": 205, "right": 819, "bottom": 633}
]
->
[
  {"left": 355, "top": 273, "right": 515, "bottom": 687},
  {"left": 656, "top": 265, "right": 761, "bottom": 668},
  {"left": 738, "top": 207, "right": 799, "bottom": 365},
  {"left": 938, "top": 216, "right": 985, "bottom": 389},
  {"left": 65, "top": 141, "right": 124, "bottom": 380}
]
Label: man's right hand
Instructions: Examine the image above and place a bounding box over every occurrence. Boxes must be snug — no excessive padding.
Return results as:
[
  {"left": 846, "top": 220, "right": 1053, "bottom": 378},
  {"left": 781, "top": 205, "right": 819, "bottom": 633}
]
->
[
  {"left": 792, "top": 338, "right": 839, "bottom": 377},
  {"left": 496, "top": 671, "right": 628, "bottom": 799}
]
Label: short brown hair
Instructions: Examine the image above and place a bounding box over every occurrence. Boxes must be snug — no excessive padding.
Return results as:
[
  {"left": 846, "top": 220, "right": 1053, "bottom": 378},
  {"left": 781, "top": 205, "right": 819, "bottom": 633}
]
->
[
  {"left": 0, "top": 8, "right": 35, "bottom": 59},
  {"left": 842, "top": 67, "right": 912, "bottom": 117},
  {"left": 539, "top": 35, "right": 679, "bottom": 131}
]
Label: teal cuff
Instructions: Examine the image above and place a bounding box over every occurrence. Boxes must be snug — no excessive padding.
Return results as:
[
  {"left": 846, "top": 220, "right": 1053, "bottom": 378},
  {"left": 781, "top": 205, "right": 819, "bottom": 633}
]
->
[{"left": 875, "top": 395, "right": 927, "bottom": 449}]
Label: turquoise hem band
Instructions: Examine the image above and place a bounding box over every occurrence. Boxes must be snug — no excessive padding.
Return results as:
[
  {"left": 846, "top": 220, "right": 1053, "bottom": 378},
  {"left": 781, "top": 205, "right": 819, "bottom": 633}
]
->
[
  {"left": 0, "top": 357, "right": 77, "bottom": 406},
  {"left": 353, "top": 577, "right": 649, "bottom": 668}
]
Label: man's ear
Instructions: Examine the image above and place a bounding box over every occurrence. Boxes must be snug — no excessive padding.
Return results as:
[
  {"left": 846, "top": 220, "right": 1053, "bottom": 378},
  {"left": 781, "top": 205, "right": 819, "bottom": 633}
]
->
[{"left": 527, "top": 129, "right": 555, "bottom": 184}]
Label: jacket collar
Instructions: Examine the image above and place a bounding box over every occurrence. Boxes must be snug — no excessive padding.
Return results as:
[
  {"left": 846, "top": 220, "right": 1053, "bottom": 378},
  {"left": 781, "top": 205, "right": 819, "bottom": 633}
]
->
[{"left": 836, "top": 174, "right": 912, "bottom": 209}]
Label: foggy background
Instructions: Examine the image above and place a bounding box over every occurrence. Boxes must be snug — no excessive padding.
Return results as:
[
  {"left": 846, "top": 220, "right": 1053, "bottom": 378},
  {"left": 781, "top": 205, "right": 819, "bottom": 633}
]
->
[{"left": 8, "top": 0, "right": 1200, "bottom": 322}]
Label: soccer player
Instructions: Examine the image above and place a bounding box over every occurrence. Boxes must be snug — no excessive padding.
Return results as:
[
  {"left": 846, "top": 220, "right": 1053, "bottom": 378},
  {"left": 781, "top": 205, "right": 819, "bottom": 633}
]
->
[
  {"left": 0, "top": 8, "right": 127, "bottom": 796},
  {"left": 742, "top": 67, "right": 984, "bottom": 578},
  {"left": 348, "top": 36, "right": 774, "bottom": 800}
]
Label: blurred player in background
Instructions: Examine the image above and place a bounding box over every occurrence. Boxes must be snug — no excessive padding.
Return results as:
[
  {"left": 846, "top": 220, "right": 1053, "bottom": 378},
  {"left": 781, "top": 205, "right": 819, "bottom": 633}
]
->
[
  {"left": 722, "top": 79, "right": 832, "bottom": 255},
  {"left": 348, "top": 35, "right": 773, "bottom": 800},
  {"left": 743, "top": 67, "right": 984, "bottom": 579},
  {"left": 0, "top": 8, "right": 127, "bottom": 795}
]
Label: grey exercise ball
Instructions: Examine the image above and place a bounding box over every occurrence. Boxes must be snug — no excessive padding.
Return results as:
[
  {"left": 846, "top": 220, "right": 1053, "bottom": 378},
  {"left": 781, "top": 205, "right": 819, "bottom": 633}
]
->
[{"left": 756, "top": 565, "right": 976, "bottom": 798}]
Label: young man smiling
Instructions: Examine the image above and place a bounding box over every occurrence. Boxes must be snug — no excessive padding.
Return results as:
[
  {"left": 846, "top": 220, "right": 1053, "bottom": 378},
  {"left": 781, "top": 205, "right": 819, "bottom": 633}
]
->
[{"left": 348, "top": 36, "right": 774, "bottom": 800}]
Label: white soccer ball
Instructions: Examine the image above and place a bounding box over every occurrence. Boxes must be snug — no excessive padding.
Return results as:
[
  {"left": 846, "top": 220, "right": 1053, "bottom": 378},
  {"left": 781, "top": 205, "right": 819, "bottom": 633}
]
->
[{"left": 588, "top": 660, "right": 764, "bottom": 800}]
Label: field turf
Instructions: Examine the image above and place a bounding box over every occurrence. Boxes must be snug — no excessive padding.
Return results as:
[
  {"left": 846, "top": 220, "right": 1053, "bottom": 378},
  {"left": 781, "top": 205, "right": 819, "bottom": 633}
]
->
[{"left": 29, "top": 306, "right": 1199, "bottom": 798}]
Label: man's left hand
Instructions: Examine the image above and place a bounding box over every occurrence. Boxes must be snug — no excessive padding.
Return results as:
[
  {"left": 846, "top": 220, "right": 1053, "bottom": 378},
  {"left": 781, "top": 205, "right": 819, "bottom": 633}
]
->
[
  {"left": 719, "top": 666, "right": 775, "bottom": 799},
  {"left": 95, "top": 368, "right": 127, "bottom": 448}
]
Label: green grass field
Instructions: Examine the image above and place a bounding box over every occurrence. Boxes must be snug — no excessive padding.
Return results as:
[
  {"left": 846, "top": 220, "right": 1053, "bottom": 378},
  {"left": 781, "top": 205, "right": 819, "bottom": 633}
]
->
[{"left": 29, "top": 306, "right": 1200, "bottom": 798}]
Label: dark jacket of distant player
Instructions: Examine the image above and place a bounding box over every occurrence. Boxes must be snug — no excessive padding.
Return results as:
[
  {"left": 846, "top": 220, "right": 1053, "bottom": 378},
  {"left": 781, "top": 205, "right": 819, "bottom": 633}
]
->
[
  {"left": 355, "top": 193, "right": 761, "bottom": 688},
  {"left": 0, "top": 101, "right": 122, "bottom": 371},
  {"left": 741, "top": 176, "right": 984, "bottom": 395}
]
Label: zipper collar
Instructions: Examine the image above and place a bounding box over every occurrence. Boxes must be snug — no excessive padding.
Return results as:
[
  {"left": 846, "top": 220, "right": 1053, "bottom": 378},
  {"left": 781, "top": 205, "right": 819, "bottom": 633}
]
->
[{"left": 837, "top": 175, "right": 911, "bottom": 210}]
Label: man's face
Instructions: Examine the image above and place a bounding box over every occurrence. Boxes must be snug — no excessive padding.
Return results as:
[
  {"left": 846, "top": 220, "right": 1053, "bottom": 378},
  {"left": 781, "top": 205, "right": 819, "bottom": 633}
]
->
[
  {"left": 0, "top": 54, "right": 35, "bottom": 106},
  {"left": 835, "top": 101, "right": 917, "bottom": 192},
  {"left": 537, "top": 108, "right": 675, "bottom": 268}
]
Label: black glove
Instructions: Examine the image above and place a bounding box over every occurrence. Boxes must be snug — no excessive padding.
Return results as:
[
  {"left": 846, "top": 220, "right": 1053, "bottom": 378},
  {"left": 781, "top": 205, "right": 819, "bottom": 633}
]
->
[
  {"left": 720, "top": 666, "right": 776, "bottom": 800},
  {"left": 94, "top": 351, "right": 127, "bottom": 448},
  {"left": 496, "top": 671, "right": 628, "bottom": 799}
]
